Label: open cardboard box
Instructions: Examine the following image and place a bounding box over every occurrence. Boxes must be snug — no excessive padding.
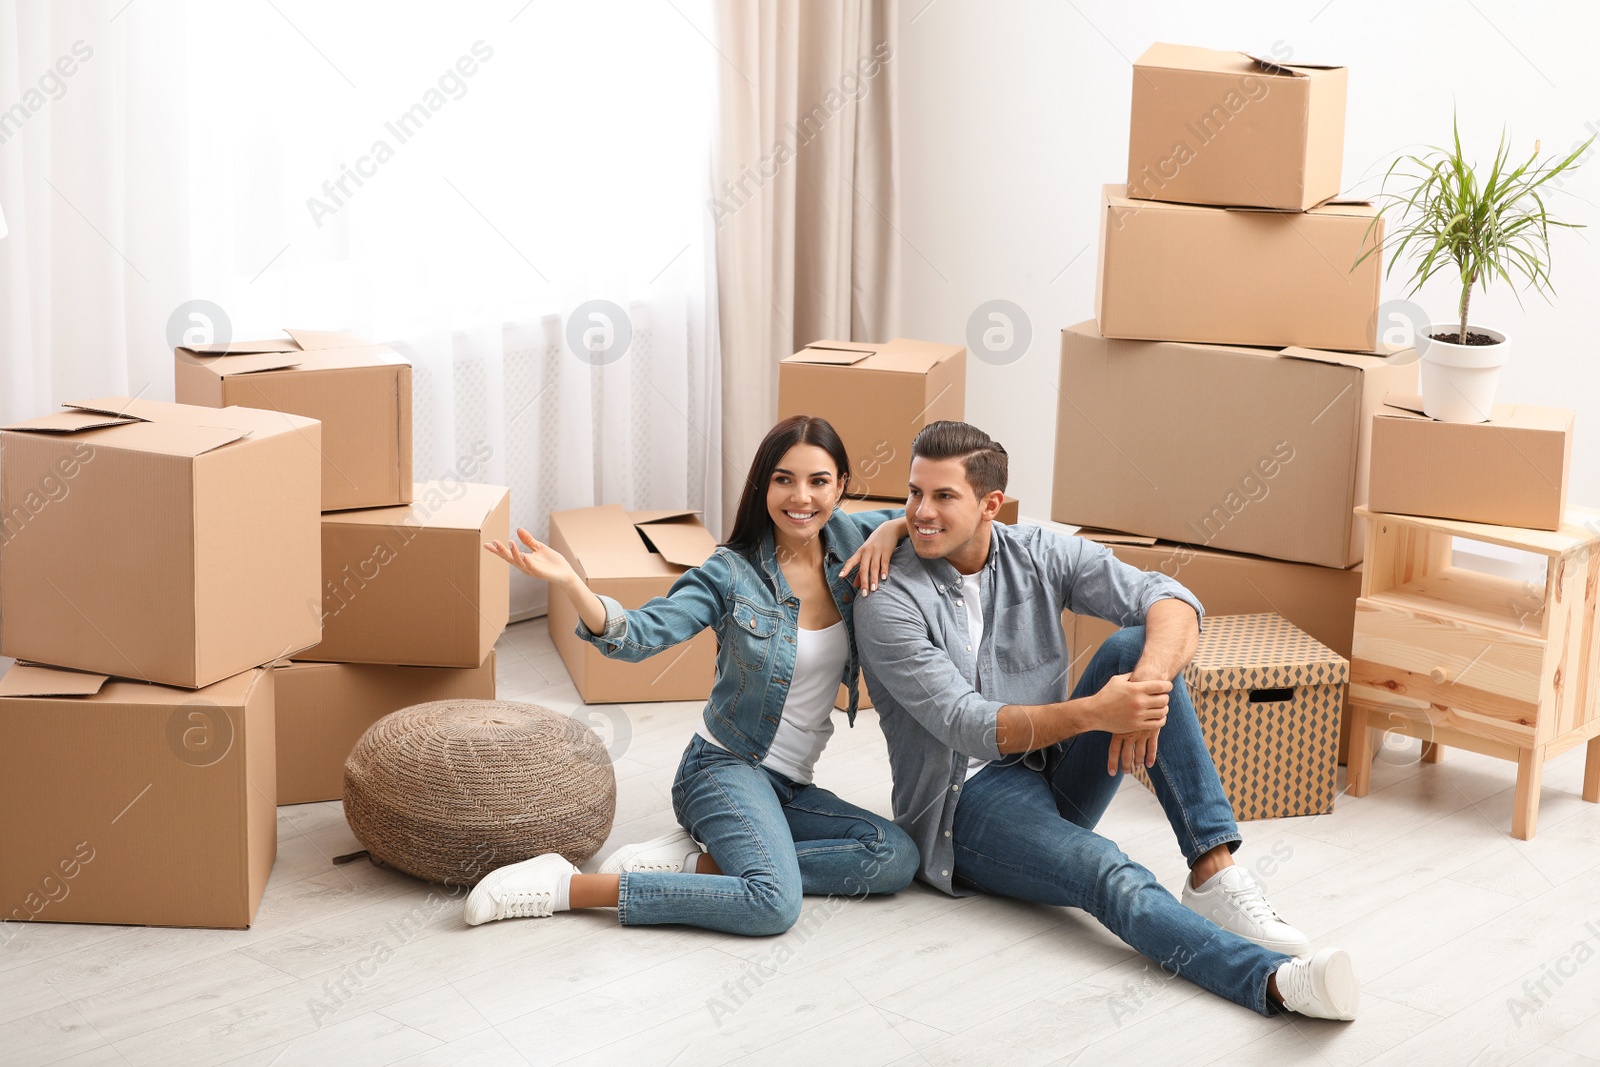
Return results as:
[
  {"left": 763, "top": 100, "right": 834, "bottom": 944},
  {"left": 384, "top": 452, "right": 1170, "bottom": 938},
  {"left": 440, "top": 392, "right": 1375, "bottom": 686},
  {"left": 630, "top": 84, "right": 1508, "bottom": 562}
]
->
[
  {"left": 778, "top": 339, "right": 966, "bottom": 498},
  {"left": 1368, "top": 394, "right": 1573, "bottom": 531},
  {"left": 546, "top": 506, "right": 719, "bottom": 703},
  {"left": 1052, "top": 321, "right": 1415, "bottom": 569},
  {"left": 0, "top": 663, "right": 276, "bottom": 929},
  {"left": 175, "top": 329, "right": 413, "bottom": 513},
  {"left": 298, "top": 481, "right": 510, "bottom": 668},
  {"left": 1095, "top": 185, "right": 1384, "bottom": 352},
  {"left": 1127, "top": 43, "right": 1348, "bottom": 211},
  {"left": 0, "top": 398, "right": 323, "bottom": 688}
]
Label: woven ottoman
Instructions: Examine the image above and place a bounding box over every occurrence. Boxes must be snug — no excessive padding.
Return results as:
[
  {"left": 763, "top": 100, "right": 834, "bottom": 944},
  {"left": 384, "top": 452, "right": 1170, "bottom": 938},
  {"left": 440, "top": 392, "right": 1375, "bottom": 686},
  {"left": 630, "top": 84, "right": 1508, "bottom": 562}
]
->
[{"left": 343, "top": 698, "right": 616, "bottom": 885}]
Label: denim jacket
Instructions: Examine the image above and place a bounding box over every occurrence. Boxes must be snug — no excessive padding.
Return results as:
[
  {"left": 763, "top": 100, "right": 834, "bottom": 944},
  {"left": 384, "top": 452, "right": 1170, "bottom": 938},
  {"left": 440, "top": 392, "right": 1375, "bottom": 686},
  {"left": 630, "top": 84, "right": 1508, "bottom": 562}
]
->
[{"left": 575, "top": 506, "right": 904, "bottom": 765}]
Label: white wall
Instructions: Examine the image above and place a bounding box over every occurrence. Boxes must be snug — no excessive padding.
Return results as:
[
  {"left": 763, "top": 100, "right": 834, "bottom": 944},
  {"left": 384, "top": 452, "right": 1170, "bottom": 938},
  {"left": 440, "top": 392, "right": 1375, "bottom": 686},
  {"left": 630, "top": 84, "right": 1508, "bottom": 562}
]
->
[{"left": 894, "top": 0, "right": 1600, "bottom": 521}]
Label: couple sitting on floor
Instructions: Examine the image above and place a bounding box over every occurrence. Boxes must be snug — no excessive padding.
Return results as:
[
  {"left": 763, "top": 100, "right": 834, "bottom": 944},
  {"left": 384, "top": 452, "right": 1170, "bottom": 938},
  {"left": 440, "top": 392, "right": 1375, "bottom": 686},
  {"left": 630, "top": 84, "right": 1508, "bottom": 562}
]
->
[{"left": 474, "top": 416, "right": 1360, "bottom": 1021}]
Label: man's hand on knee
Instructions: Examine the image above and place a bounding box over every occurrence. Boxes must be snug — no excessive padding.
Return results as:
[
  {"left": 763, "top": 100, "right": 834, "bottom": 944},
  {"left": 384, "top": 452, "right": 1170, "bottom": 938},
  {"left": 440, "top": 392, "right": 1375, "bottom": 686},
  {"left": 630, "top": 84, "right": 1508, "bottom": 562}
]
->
[{"left": 1108, "top": 728, "right": 1161, "bottom": 776}]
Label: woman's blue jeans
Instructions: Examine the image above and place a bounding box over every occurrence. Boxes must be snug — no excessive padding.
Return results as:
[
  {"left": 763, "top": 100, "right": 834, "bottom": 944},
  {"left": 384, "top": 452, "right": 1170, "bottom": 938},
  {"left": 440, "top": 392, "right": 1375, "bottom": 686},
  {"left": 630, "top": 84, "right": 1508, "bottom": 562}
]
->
[
  {"left": 950, "top": 626, "right": 1292, "bottom": 1016},
  {"left": 616, "top": 734, "right": 919, "bottom": 935}
]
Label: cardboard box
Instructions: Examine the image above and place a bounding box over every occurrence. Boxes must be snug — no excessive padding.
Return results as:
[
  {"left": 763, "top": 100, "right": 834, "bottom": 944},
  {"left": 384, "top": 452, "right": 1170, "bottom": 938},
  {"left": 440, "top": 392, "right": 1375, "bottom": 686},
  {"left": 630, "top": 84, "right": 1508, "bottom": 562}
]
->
[
  {"left": 839, "top": 494, "right": 1017, "bottom": 527},
  {"left": 778, "top": 339, "right": 966, "bottom": 498},
  {"left": 0, "top": 663, "right": 276, "bottom": 928},
  {"left": 1052, "top": 321, "right": 1416, "bottom": 568},
  {"left": 298, "top": 481, "right": 510, "bottom": 668},
  {"left": 175, "top": 329, "right": 413, "bottom": 513},
  {"left": 1125, "top": 614, "right": 1347, "bottom": 820},
  {"left": 1127, "top": 43, "right": 1348, "bottom": 211},
  {"left": 1368, "top": 395, "right": 1574, "bottom": 531},
  {"left": 1095, "top": 185, "right": 1383, "bottom": 352},
  {"left": 546, "top": 506, "right": 719, "bottom": 703},
  {"left": 274, "top": 653, "right": 497, "bottom": 804},
  {"left": 0, "top": 398, "right": 322, "bottom": 688}
]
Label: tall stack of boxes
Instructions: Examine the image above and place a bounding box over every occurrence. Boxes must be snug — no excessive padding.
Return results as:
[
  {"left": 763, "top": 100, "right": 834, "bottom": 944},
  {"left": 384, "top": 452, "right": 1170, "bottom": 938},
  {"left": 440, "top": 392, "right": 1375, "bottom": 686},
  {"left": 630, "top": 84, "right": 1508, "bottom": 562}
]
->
[
  {"left": 0, "top": 329, "right": 512, "bottom": 929},
  {"left": 1053, "top": 43, "right": 1417, "bottom": 809},
  {"left": 175, "top": 331, "right": 510, "bottom": 807},
  {"left": 0, "top": 398, "right": 323, "bottom": 929}
]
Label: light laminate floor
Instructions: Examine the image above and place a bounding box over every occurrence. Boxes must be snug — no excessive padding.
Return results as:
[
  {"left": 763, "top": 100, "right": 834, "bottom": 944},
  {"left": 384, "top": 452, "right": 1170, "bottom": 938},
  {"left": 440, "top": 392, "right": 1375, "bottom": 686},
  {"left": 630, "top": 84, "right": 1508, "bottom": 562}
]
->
[{"left": 4, "top": 617, "right": 1600, "bottom": 1066}]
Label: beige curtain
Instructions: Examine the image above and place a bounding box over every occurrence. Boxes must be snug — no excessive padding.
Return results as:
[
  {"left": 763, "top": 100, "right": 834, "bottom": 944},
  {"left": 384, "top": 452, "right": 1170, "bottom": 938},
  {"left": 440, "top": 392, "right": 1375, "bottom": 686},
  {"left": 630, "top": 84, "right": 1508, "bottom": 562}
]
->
[{"left": 710, "top": 0, "right": 900, "bottom": 527}]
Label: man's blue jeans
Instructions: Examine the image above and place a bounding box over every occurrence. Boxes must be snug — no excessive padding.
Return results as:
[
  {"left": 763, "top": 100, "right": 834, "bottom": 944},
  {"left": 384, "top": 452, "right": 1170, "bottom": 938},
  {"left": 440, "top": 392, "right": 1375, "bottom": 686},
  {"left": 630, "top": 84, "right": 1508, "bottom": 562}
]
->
[
  {"left": 617, "top": 734, "right": 919, "bottom": 935},
  {"left": 951, "top": 626, "right": 1291, "bottom": 1016}
]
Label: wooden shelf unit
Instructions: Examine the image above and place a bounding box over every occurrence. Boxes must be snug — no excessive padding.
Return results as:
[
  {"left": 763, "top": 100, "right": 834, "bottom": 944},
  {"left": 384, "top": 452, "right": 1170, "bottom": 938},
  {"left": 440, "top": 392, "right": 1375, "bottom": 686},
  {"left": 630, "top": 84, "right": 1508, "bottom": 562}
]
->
[{"left": 1345, "top": 506, "right": 1600, "bottom": 839}]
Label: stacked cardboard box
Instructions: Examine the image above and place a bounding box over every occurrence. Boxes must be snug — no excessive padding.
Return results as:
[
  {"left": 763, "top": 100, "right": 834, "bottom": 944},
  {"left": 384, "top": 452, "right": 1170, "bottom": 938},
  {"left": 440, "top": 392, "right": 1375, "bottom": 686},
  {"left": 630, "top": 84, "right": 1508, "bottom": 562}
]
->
[
  {"left": 174, "top": 331, "right": 511, "bottom": 805},
  {"left": 1368, "top": 395, "right": 1574, "bottom": 531},
  {"left": 0, "top": 397, "right": 323, "bottom": 927},
  {"left": 176, "top": 329, "right": 413, "bottom": 512},
  {"left": 1056, "top": 43, "right": 1417, "bottom": 770},
  {"left": 0, "top": 664, "right": 278, "bottom": 929},
  {"left": 279, "top": 479, "right": 510, "bottom": 802},
  {"left": 0, "top": 325, "right": 513, "bottom": 927}
]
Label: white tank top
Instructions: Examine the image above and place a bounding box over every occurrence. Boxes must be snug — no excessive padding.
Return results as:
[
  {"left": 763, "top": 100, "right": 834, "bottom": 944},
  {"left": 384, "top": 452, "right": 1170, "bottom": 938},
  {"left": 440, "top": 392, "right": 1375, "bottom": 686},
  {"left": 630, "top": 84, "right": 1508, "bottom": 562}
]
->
[{"left": 699, "top": 619, "right": 849, "bottom": 784}]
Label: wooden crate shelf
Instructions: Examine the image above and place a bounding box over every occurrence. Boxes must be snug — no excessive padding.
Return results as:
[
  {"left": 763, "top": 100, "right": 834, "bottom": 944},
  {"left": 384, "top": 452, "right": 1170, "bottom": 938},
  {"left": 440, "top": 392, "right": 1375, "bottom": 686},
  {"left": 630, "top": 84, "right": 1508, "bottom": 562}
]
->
[
  {"left": 1346, "top": 506, "right": 1600, "bottom": 839},
  {"left": 1364, "top": 566, "right": 1544, "bottom": 637}
]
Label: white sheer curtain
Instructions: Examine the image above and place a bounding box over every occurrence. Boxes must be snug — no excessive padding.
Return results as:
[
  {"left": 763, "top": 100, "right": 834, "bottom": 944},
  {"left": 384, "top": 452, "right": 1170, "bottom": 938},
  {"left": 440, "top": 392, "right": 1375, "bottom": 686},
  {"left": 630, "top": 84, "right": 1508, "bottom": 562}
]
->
[
  {"left": 1, "top": 0, "right": 721, "bottom": 621},
  {"left": 0, "top": 0, "right": 194, "bottom": 421}
]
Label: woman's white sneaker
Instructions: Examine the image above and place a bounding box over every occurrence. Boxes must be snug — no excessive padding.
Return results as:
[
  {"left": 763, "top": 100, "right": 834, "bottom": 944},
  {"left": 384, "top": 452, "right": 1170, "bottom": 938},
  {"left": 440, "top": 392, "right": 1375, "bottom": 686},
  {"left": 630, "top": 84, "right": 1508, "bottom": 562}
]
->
[
  {"left": 598, "top": 828, "right": 703, "bottom": 875},
  {"left": 1182, "top": 865, "right": 1311, "bottom": 956},
  {"left": 1275, "top": 948, "right": 1360, "bottom": 1020},
  {"left": 463, "top": 853, "right": 577, "bottom": 926}
]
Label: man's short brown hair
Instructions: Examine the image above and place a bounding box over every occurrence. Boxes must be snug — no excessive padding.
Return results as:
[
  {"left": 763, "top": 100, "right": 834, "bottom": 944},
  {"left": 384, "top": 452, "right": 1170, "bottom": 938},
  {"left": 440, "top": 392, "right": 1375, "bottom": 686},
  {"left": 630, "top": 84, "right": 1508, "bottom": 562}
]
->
[{"left": 910, "top": 420, "right": 1008, "bottom": 498}]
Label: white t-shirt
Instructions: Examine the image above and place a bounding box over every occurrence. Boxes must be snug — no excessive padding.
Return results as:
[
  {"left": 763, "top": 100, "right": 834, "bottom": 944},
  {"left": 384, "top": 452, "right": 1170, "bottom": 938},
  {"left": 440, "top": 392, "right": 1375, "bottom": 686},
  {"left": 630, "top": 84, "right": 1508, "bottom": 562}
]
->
[
  {"left": 961, "top": 571, "right": 991, "bottom": 781},
  {"left": 700, "top": 619, "right": 849, "bottom": 785}
]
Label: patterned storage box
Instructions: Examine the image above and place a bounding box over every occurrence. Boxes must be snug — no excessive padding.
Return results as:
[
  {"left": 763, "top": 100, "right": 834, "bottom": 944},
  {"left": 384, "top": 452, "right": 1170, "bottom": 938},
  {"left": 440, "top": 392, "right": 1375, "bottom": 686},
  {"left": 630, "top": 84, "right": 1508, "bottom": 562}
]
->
[{"left": 1131, "top": 613, "right": 1349, "bottom": 820}]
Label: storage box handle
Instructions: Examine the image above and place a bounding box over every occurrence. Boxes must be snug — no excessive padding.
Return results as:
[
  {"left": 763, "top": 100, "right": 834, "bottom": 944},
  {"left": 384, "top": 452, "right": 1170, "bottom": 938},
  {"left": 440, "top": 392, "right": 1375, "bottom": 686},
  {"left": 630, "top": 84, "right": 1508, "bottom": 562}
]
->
[{"left": 1248, "top": 687, "right": 1296, "bottom": 703}]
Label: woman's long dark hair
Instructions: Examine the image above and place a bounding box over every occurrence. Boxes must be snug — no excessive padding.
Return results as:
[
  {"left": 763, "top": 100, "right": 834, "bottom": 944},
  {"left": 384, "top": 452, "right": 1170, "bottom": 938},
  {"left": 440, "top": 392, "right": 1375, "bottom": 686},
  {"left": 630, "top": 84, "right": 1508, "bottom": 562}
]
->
[{"left": 722, "top": 415, "right": 852, "bottom": 558}]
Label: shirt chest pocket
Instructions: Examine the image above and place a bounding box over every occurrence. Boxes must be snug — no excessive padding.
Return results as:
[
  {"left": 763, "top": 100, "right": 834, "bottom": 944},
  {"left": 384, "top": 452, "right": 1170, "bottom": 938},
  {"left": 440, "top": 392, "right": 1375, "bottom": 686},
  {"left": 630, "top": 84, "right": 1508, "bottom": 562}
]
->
[
  {"left": 992, "top": 596, "right": 1052, "bottom": 673},
  {"left": 727, "top": 598, "right": 781, "bottom": 671}
]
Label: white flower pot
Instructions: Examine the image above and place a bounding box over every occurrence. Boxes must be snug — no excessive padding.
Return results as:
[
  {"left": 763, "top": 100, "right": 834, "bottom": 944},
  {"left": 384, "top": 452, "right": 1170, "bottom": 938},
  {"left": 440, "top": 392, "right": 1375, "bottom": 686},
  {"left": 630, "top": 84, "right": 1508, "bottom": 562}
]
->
[{"left": 1419, "top": 324, "right": 1509, "bottom": 423}]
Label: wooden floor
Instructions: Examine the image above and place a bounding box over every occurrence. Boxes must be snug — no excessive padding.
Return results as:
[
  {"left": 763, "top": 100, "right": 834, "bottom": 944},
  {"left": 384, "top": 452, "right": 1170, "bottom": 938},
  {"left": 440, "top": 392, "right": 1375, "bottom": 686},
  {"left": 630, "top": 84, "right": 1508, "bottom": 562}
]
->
[{"left": 4, "top": 616, "right": 1600, "bottom": 1066}]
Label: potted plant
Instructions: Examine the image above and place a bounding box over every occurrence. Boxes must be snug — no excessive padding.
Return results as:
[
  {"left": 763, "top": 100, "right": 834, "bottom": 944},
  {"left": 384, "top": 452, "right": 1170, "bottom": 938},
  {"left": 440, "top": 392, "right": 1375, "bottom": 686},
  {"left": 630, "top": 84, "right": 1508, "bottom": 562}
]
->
[{"left": 1357, "top": 118, "right": 1591, "bottom": 422}]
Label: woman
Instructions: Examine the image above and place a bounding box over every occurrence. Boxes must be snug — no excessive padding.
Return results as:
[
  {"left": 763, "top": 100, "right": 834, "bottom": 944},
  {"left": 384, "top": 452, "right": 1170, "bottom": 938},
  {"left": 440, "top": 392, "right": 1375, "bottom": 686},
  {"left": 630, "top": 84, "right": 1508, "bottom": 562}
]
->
[{"left": 468, "top": 415, "right": 919, "bottom": 935}]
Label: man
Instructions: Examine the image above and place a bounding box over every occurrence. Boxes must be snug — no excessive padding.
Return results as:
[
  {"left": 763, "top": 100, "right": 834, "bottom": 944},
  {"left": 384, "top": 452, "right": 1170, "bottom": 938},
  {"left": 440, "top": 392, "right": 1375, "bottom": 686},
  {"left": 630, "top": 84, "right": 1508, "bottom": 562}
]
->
[{"left": 855, "top": 420, "right": 1358, "bottom": 1020}]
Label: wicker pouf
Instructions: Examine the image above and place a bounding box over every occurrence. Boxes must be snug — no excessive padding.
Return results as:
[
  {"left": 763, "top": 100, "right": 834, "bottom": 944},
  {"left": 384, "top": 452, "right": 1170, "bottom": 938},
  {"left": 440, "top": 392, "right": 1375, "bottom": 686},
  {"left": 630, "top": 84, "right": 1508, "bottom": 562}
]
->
[{"left": 343, "top": 699, "right": 616, "bottom": 886}]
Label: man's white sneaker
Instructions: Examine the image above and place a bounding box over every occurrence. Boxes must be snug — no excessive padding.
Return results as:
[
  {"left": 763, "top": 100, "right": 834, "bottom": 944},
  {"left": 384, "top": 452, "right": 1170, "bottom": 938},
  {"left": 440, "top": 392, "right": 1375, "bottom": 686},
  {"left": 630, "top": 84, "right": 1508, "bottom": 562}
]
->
[
  {"left": 463, "top": 853, "right": 577, "bottom": 926},
  {"left": 1274, "top": 948, "right": 1360, "bottom": 1020},
  {"left": 598, "top": 827, "right": 702, "bottom": 875},
  {"left": 1182, "top": 865, "right": 1311, "bottom": 956}
]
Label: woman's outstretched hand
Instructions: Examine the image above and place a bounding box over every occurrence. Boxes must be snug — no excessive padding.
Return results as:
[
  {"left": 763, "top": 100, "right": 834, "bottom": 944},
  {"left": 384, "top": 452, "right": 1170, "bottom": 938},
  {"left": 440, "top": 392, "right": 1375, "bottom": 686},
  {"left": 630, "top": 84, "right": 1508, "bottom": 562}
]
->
[{"left": 484, "top": 528, "right": 578, "bottom": 588}]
